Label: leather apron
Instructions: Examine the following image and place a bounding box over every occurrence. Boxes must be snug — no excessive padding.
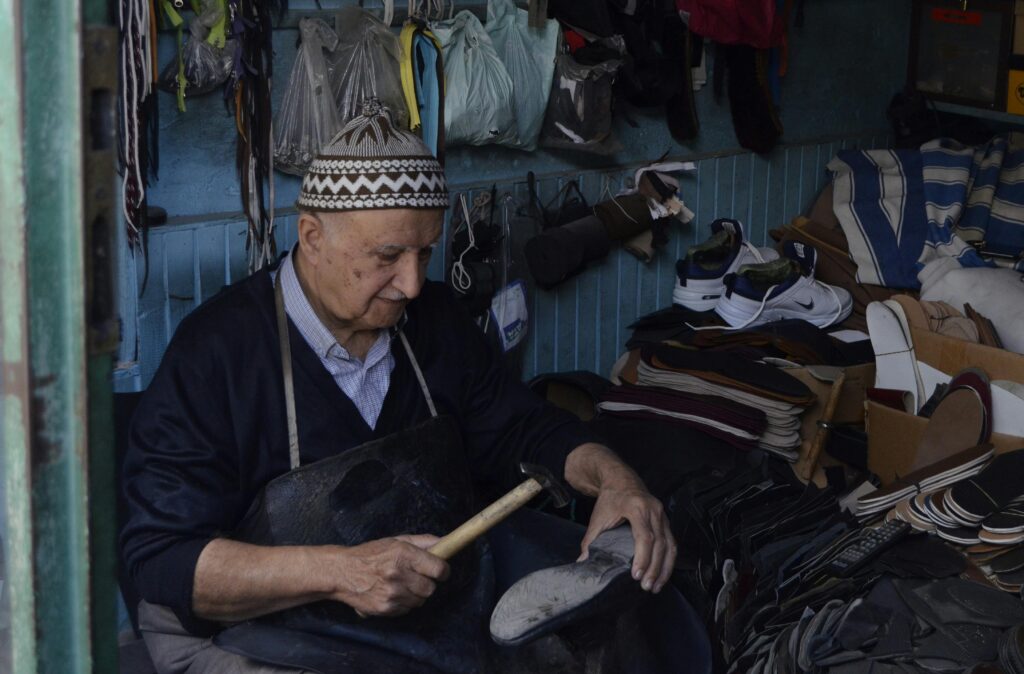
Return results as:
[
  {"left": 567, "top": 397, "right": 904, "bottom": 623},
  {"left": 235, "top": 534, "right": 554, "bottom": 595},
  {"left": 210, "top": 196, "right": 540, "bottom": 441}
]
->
[{"left": 214, "top": 275, "right": 493, "bottom": 674}]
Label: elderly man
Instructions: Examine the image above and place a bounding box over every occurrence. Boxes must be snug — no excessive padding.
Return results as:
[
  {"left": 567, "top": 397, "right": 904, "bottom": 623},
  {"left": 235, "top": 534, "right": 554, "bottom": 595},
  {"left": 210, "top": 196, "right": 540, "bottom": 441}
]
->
[{"left": 121, "top": 102, "right": 695, "bottom": 673}]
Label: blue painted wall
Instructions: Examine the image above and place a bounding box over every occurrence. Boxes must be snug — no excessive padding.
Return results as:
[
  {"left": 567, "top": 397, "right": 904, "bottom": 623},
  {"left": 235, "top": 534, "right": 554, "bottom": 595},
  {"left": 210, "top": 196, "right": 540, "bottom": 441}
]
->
[{"left": 116, "top": 0, "right": 910, "bottom": 390}]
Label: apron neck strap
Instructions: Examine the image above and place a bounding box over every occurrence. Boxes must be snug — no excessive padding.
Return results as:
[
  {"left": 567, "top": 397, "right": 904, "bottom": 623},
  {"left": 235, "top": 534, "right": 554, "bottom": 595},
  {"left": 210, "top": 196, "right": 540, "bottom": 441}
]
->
[
  {"left": 274, "top": 273, "right": 302, "bottom": 471},
  {"left": 274, "top": 269, "right": 437, "bottom": 471},
  {"left": 398, "top": 328, "right": 437, "bottom": 418}
]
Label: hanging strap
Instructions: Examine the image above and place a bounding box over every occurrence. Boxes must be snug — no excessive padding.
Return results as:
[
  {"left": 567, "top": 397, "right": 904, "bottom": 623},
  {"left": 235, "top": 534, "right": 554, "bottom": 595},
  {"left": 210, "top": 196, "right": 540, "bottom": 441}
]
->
[
  {"left": 275, "top": 274, "right": 301, "bottom": 470},
  {"left": 398, "top": 330, "right": 438, "bottom": 418}
]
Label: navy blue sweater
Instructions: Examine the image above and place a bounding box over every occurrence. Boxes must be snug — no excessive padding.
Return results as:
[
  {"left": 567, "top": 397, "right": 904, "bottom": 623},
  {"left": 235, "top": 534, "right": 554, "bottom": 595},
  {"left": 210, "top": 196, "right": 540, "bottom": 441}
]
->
[{"left": 120, "top": 266, "right": 595, "bottom": 633}]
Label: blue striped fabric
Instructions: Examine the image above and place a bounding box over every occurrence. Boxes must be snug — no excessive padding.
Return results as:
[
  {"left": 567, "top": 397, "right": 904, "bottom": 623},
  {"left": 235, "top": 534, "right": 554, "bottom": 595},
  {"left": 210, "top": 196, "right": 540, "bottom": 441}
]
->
[
  {"left": 827, "top": 149, "right": 928, "bottom": 288},
  {"left": 828, "top": 136, "right": 1024, "bottom": 290},
  {"left": 923, "top": 134, "right": 1024, "bottom": 267}
]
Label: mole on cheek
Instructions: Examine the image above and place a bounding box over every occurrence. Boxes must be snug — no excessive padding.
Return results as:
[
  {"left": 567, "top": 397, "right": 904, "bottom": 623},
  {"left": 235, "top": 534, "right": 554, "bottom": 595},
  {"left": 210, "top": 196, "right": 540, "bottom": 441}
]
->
[{"left": 353, "top": 270, "right": 363, "bottom": 279}]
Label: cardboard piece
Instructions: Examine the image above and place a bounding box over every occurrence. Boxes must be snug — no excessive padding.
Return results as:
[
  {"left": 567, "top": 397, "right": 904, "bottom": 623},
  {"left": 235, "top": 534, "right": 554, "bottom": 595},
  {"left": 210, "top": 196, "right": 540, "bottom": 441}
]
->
[
  {"left": 866, "top": 401, "right": 1022, "bottom": 485},
  {"left": 867, "top": 328, "right": 1024, "bottom": 485}
]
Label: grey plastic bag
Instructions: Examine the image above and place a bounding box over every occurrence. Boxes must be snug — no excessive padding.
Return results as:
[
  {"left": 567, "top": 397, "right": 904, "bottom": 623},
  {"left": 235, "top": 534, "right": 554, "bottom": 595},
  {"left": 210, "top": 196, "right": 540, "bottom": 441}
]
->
[
  {"left": 431, "top": 10, "right": 517, "bottom": 147},
  {"left": 485, "top": 0, "right": 558, "bottom": 151},
  {"left": 273, "top": 18, "right": 342, "bottom": 176},
  {"left": 330, "top": 7, "right": 408, "bottom": 129}
]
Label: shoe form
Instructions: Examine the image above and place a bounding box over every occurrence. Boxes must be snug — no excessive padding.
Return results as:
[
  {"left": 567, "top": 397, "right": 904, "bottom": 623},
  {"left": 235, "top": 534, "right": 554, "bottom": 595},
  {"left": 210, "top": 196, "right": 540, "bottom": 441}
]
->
[
  {"left": 714, "top": 241, "right": 854, "bottom": 329},
  {"left": 673, "top": 219, "right": 778, "bottom": 311},
  {"left": 867, "top": 299, "right": 927, "bottom": 413}
]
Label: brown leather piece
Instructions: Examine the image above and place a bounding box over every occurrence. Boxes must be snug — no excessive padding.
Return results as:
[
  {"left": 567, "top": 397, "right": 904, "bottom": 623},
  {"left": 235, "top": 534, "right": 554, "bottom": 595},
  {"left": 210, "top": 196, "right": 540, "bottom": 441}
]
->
[
  {"left": 648, "top": 354, "right": 815, "bottom": 405},
  {"left": 891, "top": 294, "right": 980, "bottom": 343},
  {"left": 910, "top": 388, "right": 987, "bottom": 472},
  {"left": 965, "top": 303, "right": 1005, "bottom": 350}
]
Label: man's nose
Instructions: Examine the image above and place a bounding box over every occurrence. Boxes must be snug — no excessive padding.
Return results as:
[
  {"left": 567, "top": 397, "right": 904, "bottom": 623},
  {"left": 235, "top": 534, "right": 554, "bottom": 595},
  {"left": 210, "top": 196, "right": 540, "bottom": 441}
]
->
[{"left": 392, "top": 252, "right": 426, "bottom": 299}]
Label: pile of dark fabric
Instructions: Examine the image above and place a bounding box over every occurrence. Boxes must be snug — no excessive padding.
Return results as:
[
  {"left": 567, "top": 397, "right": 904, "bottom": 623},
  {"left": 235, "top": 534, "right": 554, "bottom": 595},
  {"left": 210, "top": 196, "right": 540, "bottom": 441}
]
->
[{"left": 670, "top": 463, "right": 1024, "bottom": 673}]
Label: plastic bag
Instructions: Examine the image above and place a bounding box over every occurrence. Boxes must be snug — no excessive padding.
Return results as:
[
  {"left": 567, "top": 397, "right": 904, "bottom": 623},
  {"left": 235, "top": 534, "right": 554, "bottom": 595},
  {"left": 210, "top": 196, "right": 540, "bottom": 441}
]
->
[
  {"left": 484, "top": 0, "right": 559, "bottom": 151},
  {"left": 431, "top": 10, "right": 517, "bottom": 147},
  {"left": 273, "top": 18, "right": 343, "bottom": 176},
  {"left": 540, "top": 37, "right": 625, "bottom": 155},
  {"left": 330, "top": 7, "right": 408, "bottom": 129},
  {"left": 158, "top": 0, "right": 235, "bottom": 103}
]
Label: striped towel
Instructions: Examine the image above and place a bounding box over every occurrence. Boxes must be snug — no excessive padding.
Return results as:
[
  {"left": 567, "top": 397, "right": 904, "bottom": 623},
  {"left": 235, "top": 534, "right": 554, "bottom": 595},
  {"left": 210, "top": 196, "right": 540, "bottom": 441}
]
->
[
  {"left": 921, "top": 134, "right": 1024, "bottom": 268},
  {"left": 828, "top": 136, "right": 1024, "bottom": 290},
  {"left": 826, "top": 149, "right": 929, "bottom": 288}
]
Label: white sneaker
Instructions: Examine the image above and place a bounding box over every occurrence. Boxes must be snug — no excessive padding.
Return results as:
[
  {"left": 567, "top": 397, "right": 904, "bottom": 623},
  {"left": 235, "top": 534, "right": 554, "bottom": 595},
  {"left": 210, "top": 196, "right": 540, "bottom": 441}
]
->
[
  {"left": 673, "top": 219, "right": 778, "bottom": 311},
  {"left": 714, "top": 241, "right": 853, "bottom": 329}
]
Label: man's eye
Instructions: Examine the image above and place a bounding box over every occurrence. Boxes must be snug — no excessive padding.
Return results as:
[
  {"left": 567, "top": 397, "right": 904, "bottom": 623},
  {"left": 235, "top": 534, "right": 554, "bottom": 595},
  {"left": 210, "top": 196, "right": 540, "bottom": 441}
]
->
[{"left": 378, "top": 253, "right": 401, "bottom": 264}]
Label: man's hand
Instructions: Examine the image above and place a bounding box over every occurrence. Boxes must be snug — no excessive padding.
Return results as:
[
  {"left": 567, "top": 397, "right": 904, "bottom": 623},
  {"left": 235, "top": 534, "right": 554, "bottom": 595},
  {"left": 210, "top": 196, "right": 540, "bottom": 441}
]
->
[
  {"left": 192, "top": 535, "right": 449, "bottom": 622},
  {"left": 328, "top": 534, "right": 450, "bottom": 617},
  {"left": 564, "top": 443, "right": 676, "bottom": 594}
]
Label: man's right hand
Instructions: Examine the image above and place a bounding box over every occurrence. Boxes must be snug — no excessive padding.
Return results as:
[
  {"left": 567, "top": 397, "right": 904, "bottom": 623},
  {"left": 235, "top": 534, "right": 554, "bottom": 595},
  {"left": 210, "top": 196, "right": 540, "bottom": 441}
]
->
[
  {"left": 192, "top": 535, "right": 450, "bottom": 623},
  {"left": 327, "top": 534, "right": 450, "bottom": 617}
]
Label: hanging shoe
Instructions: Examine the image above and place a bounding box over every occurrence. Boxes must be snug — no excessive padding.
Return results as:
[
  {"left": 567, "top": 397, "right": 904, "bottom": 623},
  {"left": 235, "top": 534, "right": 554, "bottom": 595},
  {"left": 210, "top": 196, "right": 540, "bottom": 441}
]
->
[
  {"left": 673, "top": 219, "right": 778, "bottom": 311},
  {"left": 714, "top": 241, "right": 853, "bottom": 329}
]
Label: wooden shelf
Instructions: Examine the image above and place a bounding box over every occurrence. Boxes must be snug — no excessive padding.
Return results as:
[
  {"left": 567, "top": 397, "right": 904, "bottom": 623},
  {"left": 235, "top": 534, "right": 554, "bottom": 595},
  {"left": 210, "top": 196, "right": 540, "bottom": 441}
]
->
[{"left": 933, "top": 100, "right": 1024, "bottom": 125}]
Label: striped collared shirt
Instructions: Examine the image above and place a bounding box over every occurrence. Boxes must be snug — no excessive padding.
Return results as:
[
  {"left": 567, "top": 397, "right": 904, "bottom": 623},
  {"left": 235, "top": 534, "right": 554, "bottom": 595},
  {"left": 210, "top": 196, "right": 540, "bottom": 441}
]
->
[{"left": 278, "top": 252, "right": 394, "bottom": 429}]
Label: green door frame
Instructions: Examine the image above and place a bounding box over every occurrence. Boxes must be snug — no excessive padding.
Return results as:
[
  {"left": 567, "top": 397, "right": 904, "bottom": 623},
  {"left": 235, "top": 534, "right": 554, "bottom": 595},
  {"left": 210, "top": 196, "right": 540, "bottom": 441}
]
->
[{"left": 0, "top": 0, "right": 117, "bottom": 671}]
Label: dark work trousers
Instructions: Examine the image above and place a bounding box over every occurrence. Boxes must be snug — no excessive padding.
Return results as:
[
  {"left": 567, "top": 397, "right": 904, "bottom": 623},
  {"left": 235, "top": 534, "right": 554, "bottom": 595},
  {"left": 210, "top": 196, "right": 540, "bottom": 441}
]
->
[{"left": 139, "top": 509, "right": 711, "bottom": 674}]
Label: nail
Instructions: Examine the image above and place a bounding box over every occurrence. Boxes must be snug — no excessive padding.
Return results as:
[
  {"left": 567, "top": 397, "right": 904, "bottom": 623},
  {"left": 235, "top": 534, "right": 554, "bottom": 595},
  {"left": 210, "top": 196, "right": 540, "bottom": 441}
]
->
[
  {"left": 642, "top": 579, "right": 652, "bottom": 591},
  {"left": 632, "top": 568, "right": 641, "bottom": 580}
]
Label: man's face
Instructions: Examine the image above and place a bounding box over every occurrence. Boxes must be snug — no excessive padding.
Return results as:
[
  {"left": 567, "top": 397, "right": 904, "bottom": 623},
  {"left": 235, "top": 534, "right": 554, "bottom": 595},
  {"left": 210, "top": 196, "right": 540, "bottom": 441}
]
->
[{"left": 300, "top": 208, "right": 444, "bottom": 333}]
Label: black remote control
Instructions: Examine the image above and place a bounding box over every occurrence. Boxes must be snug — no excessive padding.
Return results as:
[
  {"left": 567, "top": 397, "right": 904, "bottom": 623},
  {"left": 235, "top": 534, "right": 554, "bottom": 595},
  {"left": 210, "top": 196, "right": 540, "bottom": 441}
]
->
[{"left": 826, "top": 520, "right": 911, "bottom": 578}]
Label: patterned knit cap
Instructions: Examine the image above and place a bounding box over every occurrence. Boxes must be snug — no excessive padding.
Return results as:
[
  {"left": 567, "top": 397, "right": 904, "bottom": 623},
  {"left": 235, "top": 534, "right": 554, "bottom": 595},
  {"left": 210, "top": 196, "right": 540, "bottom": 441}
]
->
[{"left": 297, "top": 99, "right": 448, "bottom": 212}]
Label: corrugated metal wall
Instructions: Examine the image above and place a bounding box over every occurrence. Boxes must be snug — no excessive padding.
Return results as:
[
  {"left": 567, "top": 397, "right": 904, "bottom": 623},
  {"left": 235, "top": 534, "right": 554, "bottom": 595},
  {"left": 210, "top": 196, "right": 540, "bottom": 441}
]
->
[{"left": 114, "top": 131, "right": 887, "bottom": 391}]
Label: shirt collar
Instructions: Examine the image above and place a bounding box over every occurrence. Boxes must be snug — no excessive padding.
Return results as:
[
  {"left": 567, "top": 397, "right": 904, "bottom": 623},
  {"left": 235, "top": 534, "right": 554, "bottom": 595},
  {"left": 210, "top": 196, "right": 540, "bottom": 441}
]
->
[{"left": 279, "top": 250, "right": 391, "bottom": 362}]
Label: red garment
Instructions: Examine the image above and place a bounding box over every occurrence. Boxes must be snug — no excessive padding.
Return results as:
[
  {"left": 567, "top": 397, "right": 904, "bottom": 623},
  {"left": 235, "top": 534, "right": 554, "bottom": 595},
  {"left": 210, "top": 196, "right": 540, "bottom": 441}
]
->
[
  {"left": 676, "top": 0, "right": 783, "bottom": 49},
  {"left": 563, "top": 28, "right": 586, "bottom": 54}
]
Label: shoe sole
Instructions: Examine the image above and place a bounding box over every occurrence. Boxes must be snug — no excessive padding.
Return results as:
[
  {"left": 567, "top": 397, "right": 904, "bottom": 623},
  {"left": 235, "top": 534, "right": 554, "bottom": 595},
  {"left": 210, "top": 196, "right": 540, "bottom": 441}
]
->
[{"left": 867, "top": 300, "right": 926, "bottom": 413}]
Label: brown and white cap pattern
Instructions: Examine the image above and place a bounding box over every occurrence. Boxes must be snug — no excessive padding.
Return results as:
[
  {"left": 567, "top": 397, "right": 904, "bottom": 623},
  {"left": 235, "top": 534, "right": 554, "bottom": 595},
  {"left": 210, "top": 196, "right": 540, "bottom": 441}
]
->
[{"left": 297, "top": 99, "right": 448, "bottom": 212}]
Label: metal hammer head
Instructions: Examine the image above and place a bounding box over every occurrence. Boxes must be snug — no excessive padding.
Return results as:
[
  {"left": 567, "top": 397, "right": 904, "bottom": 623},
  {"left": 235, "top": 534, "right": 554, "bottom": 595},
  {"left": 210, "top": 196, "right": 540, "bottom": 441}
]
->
[{"left": 519, "top": 462, "right": 570, "bottom": 508}]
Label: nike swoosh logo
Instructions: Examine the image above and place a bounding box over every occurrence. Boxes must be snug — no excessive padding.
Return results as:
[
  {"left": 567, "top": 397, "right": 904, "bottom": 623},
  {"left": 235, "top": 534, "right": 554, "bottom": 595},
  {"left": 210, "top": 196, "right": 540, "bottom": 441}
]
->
[{"left": 795, "top": 300, "right": 814, "bottom": 310}]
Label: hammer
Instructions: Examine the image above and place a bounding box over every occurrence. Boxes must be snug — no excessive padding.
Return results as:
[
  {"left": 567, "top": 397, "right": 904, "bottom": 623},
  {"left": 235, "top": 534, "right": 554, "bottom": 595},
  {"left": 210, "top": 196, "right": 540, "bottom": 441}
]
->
[{"left": 428, "top": 463, "right": 569, "bottom": 560}]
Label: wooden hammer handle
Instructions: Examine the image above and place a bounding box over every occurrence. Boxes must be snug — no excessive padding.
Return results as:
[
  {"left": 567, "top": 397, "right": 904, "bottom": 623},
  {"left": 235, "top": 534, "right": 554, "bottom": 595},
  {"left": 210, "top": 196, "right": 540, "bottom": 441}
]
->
[
  {"left": 427, "top": 478, "right": 543, "bottom": 560},
  {"left": 798, "top": 371, "right": 847, "bottom": 481}
]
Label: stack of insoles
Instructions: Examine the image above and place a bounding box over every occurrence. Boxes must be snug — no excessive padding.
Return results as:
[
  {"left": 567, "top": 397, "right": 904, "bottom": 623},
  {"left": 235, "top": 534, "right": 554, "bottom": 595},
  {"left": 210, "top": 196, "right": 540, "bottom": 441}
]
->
[
  {"left": 875, "top": 449, "right": 1024, "bottom": 594},
  {"left": 856, "top": 445, "right": 995, "bottom": 519},
  {"left": 601, "top": 344, "right": 816, "bottom": 460},
  {"left": 966, "top": 542, "right": 1024, "bottom": 594}
]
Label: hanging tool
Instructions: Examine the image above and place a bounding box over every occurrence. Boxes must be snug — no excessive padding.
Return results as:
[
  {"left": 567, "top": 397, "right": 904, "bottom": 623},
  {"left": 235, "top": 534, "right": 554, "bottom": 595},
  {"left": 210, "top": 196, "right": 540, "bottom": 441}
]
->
[{"left": 428, "top": 463, "right": 570, "bottom": 560}]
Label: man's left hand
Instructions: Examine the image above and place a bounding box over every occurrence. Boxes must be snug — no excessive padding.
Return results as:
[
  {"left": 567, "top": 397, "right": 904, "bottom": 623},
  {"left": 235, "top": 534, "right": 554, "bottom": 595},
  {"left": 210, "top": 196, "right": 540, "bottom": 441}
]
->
[{"left": 564, "top": 443, "right": 677, "bottom": 594}]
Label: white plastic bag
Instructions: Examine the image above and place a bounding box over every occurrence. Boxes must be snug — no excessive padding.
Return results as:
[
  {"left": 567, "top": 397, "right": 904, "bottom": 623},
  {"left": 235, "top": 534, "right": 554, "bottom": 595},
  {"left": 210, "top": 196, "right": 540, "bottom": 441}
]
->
[
  {"left": 273, "top": 18, "right": 342, "bottom": 176},
  {"left": 431, "top": 10, "right": 517, "bottom": 147},
  {"left": 331, "top": 7, "right": 409, "bottom": 129},
  {"left": 485, "top": 0, "right": 558, "bottom": 151}
]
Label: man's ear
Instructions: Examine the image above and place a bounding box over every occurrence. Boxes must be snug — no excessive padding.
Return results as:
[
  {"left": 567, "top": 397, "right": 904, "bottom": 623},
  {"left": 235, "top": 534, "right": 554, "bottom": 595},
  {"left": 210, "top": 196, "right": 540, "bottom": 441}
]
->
[{"left": 296, "top": 211, "right": 325, "bottom": 265}]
